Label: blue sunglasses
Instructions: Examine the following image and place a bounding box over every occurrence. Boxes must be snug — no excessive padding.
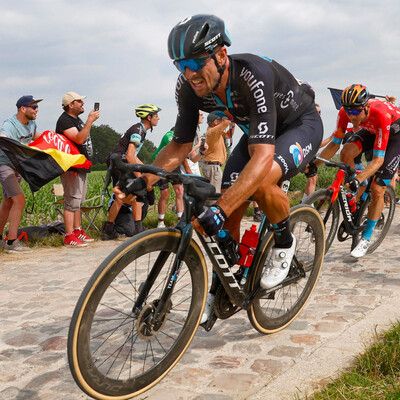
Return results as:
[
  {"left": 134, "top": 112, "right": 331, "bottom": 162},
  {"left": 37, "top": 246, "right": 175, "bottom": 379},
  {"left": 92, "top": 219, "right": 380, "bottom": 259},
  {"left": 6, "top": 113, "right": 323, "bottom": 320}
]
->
[
  {"left": 173, "top": 52, "right": 215, "bottom": 73},
  {"left": 344, "top": 107, "right": 364, "bottom": 116}
]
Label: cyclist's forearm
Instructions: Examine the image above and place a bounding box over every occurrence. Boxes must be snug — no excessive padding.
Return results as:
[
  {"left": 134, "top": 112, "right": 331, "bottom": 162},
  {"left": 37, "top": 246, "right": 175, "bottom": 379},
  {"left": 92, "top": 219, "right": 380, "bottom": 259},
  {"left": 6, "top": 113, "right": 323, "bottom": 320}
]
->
[
  {"left": 355, "top": 157, "right": 384, "bottom": 183},
  {"left": 315, "top": 142, "right": 340, "bottom": 167}
]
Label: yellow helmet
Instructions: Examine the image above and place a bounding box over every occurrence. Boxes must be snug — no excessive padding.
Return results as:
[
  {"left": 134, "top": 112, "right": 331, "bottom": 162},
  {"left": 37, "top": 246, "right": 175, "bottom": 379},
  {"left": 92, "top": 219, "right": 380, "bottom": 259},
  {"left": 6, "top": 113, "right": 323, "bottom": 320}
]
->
[
  {"left": 341, "top": 84, "right": 370, "bottom": 108},
  {"left": 135, "top": 104, "right": 161, "bottom": 119}
]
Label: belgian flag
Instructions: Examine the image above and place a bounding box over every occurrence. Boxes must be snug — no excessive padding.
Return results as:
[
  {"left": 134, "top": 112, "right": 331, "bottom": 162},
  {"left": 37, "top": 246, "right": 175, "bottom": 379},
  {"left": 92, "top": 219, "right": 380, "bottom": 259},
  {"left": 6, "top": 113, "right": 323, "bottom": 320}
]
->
[{"left": 0, "top": 131, "right": 90, "bottom": 192}]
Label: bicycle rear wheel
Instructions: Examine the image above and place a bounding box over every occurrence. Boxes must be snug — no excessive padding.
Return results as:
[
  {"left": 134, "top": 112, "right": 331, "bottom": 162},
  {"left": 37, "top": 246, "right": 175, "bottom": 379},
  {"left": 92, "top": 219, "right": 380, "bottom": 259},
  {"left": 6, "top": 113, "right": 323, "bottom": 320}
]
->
[
  {"left": 68, "top": 229, "right": 208, "bottom": 400},
  {"left": 302, "top": 189, "right": 339, "bottom": 253},
  {"left": 247, "top": 205, "right": 325, "bottom": 334},
  {"left": 351, "top": 184, "right": 395, "bottom": 254}
]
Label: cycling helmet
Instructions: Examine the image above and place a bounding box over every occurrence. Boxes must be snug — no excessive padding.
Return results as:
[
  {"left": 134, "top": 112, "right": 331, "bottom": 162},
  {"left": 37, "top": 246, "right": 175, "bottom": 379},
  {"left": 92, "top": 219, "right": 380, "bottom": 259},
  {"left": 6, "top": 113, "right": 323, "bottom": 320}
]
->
[
  {"left": 135, "top": 104, "right": 161, "bottom": 119},
  {"left": 341, "top": 84, "right": 370, "bottom": 108},
  {"left": 168, "top": 14, "right": 231, "bottom": 61}
]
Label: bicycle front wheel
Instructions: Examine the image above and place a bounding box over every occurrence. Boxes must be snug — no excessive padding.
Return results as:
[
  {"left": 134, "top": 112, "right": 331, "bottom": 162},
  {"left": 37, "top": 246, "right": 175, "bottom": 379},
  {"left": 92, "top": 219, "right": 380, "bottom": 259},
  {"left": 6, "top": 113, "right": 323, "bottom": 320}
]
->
[
  {"left": 68, "top": 229, "right": 208, "bottom": 400},
  {"left": 351, "top": 184, "right": 396, "bottom": 254},
  {"left": 247, "top": 205, "right": 325, "bottom": 334},
  {"left": 302, "top": 189, "right": 339, "bottom": 253}
]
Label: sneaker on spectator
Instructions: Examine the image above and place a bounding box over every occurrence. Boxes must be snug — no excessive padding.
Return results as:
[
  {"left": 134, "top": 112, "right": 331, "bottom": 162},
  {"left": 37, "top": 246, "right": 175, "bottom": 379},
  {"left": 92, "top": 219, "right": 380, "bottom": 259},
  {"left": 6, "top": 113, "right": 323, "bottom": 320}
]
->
[
  {"left": 157, "top": 221, "right": 166, "bottom": 228},
  {"left": 4, "top": 239, "right": 33, "bottom": 253},
  {"left": 260, "top": 235, "right": 296, "bottom": 289},
  {"left": 64, "top": 233, "right": 87, "bottom": 247},
  {"left": 73, "top": 228, "right": 94, "bottom": 242}
]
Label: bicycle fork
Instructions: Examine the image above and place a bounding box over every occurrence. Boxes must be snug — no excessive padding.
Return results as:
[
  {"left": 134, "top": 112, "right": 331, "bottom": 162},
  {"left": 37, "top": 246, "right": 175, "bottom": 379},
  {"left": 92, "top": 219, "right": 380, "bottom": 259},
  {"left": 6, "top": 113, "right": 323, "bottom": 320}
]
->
[{"left": 132, "top": 225, "right": 194, "bottom": 325}]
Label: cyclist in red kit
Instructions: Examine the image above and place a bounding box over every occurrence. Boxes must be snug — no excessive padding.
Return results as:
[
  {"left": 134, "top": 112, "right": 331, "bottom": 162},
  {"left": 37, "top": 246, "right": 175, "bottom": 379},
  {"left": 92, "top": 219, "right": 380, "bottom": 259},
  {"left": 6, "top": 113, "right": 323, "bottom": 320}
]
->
[{"left": 315, "top": 84, "right": 400, "bottom": 258}]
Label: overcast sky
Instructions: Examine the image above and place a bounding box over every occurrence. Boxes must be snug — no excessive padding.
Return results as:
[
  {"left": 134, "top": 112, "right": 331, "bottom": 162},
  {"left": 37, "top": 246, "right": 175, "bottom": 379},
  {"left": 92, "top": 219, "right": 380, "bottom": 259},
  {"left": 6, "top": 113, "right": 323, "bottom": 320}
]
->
[{"left": 1, "top": 0, "right": 400, "bottom": 148}]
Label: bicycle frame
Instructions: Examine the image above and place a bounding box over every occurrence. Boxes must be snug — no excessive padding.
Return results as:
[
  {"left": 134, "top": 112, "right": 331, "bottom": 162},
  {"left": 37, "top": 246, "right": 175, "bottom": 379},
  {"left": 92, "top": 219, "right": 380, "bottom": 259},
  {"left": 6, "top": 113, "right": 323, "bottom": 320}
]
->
[{"left": 322, "top": 166, "right": 371, "bottom": 236}]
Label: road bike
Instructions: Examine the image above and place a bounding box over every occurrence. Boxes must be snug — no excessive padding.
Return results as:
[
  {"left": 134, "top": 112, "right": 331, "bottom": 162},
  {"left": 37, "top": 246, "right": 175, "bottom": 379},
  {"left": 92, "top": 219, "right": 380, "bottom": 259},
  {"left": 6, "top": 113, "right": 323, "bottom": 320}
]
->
[
  {"left": 303, "top": 158, "right": 395, "bottom": 254},
  {"left": 68, "top": 156, "right": 325, "bottom": 400}
]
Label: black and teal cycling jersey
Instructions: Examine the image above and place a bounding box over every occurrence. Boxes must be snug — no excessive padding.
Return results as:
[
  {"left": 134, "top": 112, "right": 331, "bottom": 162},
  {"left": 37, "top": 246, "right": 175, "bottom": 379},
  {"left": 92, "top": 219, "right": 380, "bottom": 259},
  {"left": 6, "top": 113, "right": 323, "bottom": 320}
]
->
[{"left": 173, "top": 53, "right": 315, "bottom": 145}]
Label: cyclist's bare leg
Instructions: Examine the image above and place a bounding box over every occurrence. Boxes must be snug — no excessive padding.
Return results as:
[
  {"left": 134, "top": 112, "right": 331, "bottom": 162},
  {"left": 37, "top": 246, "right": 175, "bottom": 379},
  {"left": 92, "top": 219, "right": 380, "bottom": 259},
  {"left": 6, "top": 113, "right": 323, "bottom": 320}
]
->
[
  {"left": 340, "top": 142, "right": 361, "bottom": 168},
  {"left": 369, "top": 182, "right": 385, "bottom": 220},
  {"left": 252, "top": 161, "right": 289, "bottom": 224},
  {"left": 223, "top": 201, "right": 250, "bottom": 242}
]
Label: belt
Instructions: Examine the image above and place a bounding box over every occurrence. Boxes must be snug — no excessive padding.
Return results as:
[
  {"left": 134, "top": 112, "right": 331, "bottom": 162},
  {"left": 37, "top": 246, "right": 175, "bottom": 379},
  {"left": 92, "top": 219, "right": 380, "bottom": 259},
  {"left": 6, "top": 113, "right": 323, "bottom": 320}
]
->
[{"left": 203, "top": 161, "right": 221, "bottom": 166}]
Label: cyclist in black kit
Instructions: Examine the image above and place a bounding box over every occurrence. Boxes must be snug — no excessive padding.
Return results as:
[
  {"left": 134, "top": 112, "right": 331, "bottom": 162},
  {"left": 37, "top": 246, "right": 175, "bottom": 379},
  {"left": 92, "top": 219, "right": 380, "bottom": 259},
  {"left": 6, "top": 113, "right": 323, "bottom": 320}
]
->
[{"left": 114, "top": 14, "right": 323, "bottom": 323}]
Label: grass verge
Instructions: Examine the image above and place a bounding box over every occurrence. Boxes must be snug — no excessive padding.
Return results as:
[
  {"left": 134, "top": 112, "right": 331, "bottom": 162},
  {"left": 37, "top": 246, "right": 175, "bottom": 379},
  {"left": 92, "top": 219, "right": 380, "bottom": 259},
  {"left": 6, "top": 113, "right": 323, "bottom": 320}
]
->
[{"left": 295, "top": 321, "right": 400, "bottom": 400}]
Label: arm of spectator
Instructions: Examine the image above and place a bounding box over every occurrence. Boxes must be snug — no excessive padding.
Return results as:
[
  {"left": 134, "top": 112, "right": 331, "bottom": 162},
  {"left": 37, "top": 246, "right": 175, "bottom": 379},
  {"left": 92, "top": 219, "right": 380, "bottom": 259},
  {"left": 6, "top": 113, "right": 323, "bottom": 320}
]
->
[
  {"left": 190, "top": 141, "right": 208, "bottom": 163},
  {"left": 223, "top": 122, "right": 235, "bottom": 139},
  {"left": 62, "top": 109, "right": 99, "bottom": 145},
  {"left": 126, "top": 142, "right": 143, "bottom": 177},
  {"left": 33, "top": 132, "right": 42, "bottom": 140},
  {"left": 182, "top": 158, "right": 193, "bottom": 174}
]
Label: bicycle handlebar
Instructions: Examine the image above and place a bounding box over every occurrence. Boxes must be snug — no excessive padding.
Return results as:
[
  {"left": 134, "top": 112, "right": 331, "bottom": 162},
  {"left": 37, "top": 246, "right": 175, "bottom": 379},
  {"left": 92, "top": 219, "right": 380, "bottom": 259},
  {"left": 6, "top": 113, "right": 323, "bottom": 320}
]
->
[
  {"left": 109, "top": 153, "right": 216, "bottom": 208},
  {"left": 317, "top": 157, "right": 357, "bottom": 176}
]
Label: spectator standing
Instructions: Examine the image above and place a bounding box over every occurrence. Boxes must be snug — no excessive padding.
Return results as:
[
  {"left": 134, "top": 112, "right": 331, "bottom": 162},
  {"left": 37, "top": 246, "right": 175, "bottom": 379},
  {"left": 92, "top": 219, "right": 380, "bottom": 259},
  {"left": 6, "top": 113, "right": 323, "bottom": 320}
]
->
[
  {"left": 102, "top": 103, "right": 160, "bottom": 240},
  {"left": 55, "top": 91, "right": 99, "bottom": 247},
  {"left": 183, "top": 111, "right": 205, "bottom": 176},
  {"left": 152, "top": 127, "right": 184, "bottom": 227},
  {"left": 202, "top": 111, "right": 234, "bottom": 194},
  {"left": 0, "top": 95, "right": 43, "bottom": 253}
]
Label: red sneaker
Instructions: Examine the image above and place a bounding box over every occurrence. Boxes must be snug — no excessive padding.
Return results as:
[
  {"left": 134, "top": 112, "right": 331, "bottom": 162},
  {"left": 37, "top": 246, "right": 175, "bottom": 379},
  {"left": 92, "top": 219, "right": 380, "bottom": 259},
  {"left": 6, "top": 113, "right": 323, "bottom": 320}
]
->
[
  {"left": 73, "top": 228, "right": 94, "bottom": 242},
  {"left": 64, "top": 233, "right": 87, "bottom": 247}
]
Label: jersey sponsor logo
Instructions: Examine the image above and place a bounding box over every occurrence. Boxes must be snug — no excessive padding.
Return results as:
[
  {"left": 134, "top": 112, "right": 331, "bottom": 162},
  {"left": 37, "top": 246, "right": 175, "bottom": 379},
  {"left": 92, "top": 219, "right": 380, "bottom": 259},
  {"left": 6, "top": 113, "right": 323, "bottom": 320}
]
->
[
  {"left": 277, "top": 155, "right": 289, "bottom": 175},
  {"left": 275, "top": 90, "right": 299, "bottom": 111},
  {"left": 377, "top": 128, "right": 383, "bottom": 148},
  {"left": 387, "top": 154, "right": 400, "bottom": 174},
  {"left": 289, "top": 142, "right": 303, "bottom": 167},
  {"left": 239, "top": 67, "right": 267, "bottom": 113}
]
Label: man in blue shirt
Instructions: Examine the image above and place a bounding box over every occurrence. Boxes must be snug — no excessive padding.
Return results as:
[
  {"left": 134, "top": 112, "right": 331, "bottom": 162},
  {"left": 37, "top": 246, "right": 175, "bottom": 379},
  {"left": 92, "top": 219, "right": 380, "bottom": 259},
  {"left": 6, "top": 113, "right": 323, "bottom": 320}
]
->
[{"left": 0, "top": 95, "right": 42, "bottom": 253}]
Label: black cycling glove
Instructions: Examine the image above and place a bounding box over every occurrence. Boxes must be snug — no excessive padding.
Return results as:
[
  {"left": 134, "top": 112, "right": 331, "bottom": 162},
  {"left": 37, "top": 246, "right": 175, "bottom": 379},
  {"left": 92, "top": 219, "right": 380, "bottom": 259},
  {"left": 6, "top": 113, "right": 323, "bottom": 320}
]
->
[
  {"left": 348, "top": 177, "right": 360, "bottom": 193},
  {"left": 124, "top": 177, "right": 147, "bottom": 197},
  {"left": 197, "top": 205, "right": 227, "bottom": 236}
]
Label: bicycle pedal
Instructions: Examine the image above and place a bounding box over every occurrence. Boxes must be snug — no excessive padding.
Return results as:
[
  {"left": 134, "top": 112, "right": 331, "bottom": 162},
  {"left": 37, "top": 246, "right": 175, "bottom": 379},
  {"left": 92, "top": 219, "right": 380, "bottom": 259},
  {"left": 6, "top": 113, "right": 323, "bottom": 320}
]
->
[{"left": 200, "top": 313, "right": 217, "bottom": 332}]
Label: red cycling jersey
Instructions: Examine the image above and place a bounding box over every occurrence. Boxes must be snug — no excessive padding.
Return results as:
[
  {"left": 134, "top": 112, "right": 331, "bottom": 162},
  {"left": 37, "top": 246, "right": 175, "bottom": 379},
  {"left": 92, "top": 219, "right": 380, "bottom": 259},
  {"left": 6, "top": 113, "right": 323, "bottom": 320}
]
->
[{"left": 332, "top": 99, "right": 400, "bottom": 157}]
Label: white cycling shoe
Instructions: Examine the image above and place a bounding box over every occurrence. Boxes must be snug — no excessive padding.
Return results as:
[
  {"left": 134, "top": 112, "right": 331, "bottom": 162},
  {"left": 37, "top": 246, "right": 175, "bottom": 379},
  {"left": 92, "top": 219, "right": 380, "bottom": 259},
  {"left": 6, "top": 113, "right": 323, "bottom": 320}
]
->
[
  {"left": 200, "top": 293, "right": 215, "bottom": 324},
  {"left": 261, "top": 235, "right": 296, "bottom": 289},
  {"left": 350, "top": 237, "right": 370, "bottom": 258}
]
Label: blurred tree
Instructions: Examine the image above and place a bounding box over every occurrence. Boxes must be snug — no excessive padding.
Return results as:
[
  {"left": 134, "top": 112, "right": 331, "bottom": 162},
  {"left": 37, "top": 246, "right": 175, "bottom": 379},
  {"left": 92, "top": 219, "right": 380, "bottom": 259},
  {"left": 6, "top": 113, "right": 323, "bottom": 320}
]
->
[
  {"left": 91, "top": 124, "right": 121, "bottom": 164},
  {"left": 91, "top": 124, "right": 156, "bottom": 165}
]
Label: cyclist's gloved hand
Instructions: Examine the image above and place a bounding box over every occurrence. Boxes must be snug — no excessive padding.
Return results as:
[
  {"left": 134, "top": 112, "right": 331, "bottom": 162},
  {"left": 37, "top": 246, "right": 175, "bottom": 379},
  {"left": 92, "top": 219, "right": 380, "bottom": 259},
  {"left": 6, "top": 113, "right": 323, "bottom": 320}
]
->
[
  {"left": 305, "top": 161, "right": 318, "bottom": 178},
  {"left": 348, "top": 177, "right": 360, "bottom": 193},
  {"left": 123, "top": 177, "right": 147, "bottom": 197},
  {"left": 196, "top": 205, "right": 227, "bottom": 236}
]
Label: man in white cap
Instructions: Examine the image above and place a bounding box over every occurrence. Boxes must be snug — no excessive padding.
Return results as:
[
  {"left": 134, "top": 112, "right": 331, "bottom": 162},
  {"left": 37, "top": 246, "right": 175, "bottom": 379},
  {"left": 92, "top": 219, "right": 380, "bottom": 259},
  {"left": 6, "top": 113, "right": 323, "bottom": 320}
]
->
[
  {"left": 0, "top": 95, "right": 43, "bottom": 253},
  {"left": 55, "top": 91, "right": 99, "bottom": 247}
]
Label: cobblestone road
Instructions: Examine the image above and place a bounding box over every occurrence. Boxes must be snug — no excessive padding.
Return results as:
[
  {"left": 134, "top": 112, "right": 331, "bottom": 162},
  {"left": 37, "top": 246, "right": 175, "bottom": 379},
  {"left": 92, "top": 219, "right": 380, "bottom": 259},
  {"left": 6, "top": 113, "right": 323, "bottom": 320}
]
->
[{"left": 1, "top": 213, "right": 400, "bottom": 400}]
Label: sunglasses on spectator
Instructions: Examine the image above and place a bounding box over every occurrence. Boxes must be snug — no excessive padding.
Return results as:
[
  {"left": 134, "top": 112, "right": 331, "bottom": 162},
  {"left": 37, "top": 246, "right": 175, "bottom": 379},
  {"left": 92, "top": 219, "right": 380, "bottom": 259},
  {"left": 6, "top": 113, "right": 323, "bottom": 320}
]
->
[
  {"left": 24, "top": 105, "right": 38, "bottom": 110},
  {"left": 344, "top": 107, "right": 364, "bottom": 116},
  {"left": 173, "top": 49, "right": 218, "bottom": 73}
]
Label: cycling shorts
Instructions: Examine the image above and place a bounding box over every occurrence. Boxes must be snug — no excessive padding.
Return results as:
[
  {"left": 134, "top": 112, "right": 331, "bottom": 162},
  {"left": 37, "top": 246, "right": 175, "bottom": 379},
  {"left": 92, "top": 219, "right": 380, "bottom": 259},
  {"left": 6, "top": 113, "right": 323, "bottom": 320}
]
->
[
  {"left": 346, "top": 129, "right": 400, "bottom": 187},
  {"left": 222, "top": 105, "right": 323, "bottom": 189}
]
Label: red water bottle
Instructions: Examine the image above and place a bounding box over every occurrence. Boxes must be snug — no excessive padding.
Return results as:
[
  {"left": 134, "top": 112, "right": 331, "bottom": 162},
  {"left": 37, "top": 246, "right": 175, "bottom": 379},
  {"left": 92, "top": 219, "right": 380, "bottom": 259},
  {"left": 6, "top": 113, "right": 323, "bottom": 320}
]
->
[
  {"left": 346, "top": 192, "right": 356, "bottom": 213},
  {"left": 238, "top": 224, "right": 260, "bottom": 267}
]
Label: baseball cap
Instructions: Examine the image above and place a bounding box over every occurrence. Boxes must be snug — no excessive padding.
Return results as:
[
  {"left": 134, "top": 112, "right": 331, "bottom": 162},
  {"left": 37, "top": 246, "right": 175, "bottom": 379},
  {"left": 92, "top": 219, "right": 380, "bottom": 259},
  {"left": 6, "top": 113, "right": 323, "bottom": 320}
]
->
[
  {"left": 62, "top": 91, "right": 87, "bottom": 107},
  {"left": 16, "top": 95, "right": 43, "bottom": 108},
  {"left": 207, "top": 111, "right": 229, "bottom": 126}
]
